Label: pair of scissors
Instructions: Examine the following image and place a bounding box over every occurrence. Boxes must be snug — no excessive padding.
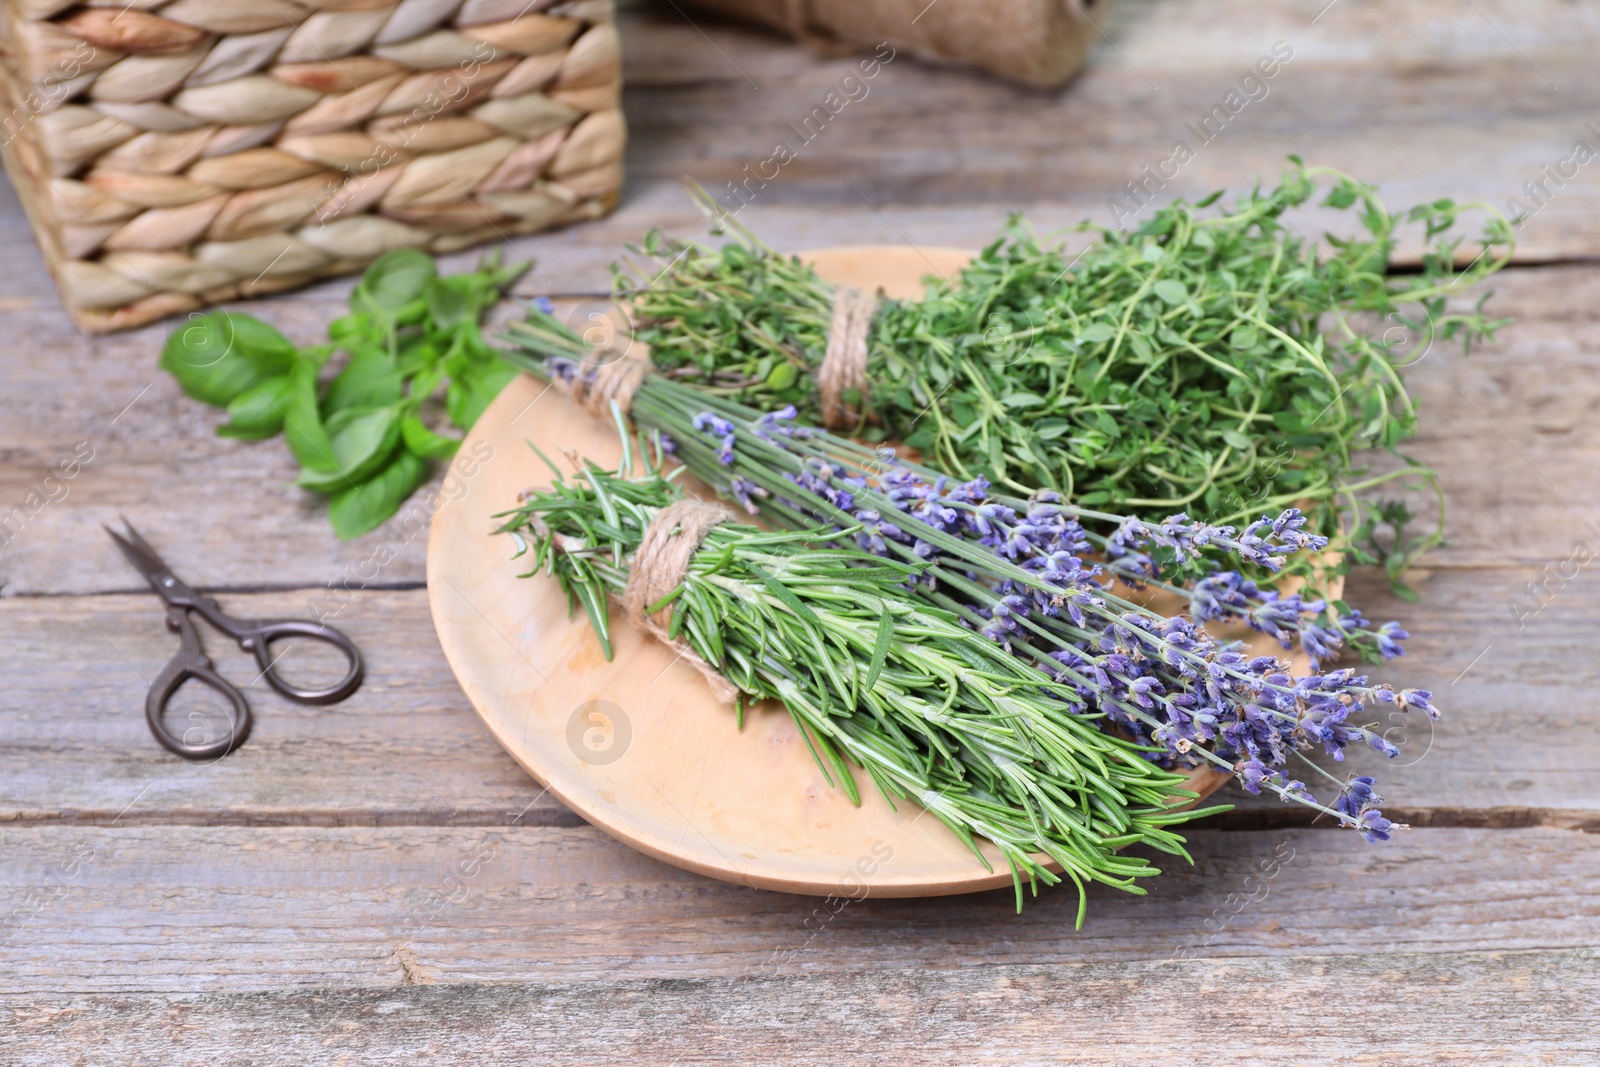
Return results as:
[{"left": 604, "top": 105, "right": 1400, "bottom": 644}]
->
[{"left": 106, "top": 519, "right": 365, "bottom": 761}]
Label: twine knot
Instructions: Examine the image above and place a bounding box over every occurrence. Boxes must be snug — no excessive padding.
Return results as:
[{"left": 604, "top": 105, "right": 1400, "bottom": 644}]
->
[
  {"left": 819, "top": 285, "right": 878, "bottom": 430},
  {"left": 622, "top": 499, "right": 742, "bottom": 704},
  {"left": 560, "top": 346, "right": 653, "bottom": 416}
]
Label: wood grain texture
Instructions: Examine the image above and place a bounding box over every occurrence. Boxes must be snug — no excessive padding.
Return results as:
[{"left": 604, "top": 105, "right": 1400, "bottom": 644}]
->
[
  {"left": 2, "top": 825, "right": 1597, "bottom": 994},
  {"left": 0, "top": 590, "right": 559, "bottom": 828},
  {"left": 3, "top": 947, "right": 1598, "bottom": 1064},
  {"left": 616, "top": 0, "right": 1600, "bottom": 260}
]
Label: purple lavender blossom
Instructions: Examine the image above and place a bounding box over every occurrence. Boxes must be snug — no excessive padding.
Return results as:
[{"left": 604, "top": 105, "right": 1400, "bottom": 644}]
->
[
  {"left": 688, "top": 403, "right": 1424, "bottom": 841},
  {"left": 1334, "top": 775, "right": 1379, "bottom": 819},
  {"left": 728, "top": 476, "right": 767, "bottom": 514},
  {"left": 1356, "top": 808, "right": 1398, "bottom": 843},
  {"left": 693, "top": 412, "right": 736, "bottom": 436}
]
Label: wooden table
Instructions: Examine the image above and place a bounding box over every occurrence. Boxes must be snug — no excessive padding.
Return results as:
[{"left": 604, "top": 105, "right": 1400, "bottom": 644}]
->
[{"left": 3, "top": 1, "right": 1597, "bottom": 1062}]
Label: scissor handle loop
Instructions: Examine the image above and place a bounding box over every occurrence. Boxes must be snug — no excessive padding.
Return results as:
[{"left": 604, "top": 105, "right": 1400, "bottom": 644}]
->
[
  {"left": 236, "top": 619, "right": 365, "bottom": 706},
  {"left": 146, "top": 609, "right": 252, "bottom": 761}
]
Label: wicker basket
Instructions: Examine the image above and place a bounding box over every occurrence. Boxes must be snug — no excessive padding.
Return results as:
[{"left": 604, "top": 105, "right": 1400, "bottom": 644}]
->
[{"left": 0, "top": 0, "right": 624, "bottom": 332}]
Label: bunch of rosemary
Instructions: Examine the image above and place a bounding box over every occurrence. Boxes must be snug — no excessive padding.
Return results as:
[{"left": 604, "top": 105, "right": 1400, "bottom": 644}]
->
[
  {"left": 499, "top": 323, "right": 1435, "bottom": 856},
  {"left": 497, "top": 432, "right": 1224, "bottom": 919},
  {"left": 615, "top": 160, "right": 1513, "bottom": 587}
]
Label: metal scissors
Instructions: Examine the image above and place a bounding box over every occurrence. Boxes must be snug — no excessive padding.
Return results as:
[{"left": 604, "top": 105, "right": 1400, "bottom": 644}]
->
[{"left": 106, "top": 519, "right": 364, "bottom": 761}]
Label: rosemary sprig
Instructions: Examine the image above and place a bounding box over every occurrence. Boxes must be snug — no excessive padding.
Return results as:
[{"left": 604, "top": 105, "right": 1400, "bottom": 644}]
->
[{"left": 497, "top": 436, "right": 1226, "bottom": 921}]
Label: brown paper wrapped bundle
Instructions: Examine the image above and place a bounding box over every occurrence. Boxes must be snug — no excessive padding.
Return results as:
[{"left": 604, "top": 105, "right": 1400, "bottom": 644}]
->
[
  {"left": 0, "top": 0, "right": 626, "bottom": 333},
  {"left": 678, "top": 0, "right": 1104, "bottom": 89}
]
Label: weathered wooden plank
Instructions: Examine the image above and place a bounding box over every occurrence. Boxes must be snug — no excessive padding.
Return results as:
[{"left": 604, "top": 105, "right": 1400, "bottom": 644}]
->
[
  {"left": 0, "top": 562, "right": 1595, "bottom": 826},
  {"left": 3, "top": 947, "right": 1598, "bottom": 1065},
  {"left": 1, "top": 0, "right": 1596, "bottom": 314},
  {"left": 618, "top": 0, "right": 1600, "bottom": 259},
  {"left": 3, "top": 261, "right": 1597, "bottom": 598},
  {"left": 0, "top": 590, "right": 562, "bottom": 828},
  {"left": 0, "top": 825, "right": 1596, "bottom": 995}
]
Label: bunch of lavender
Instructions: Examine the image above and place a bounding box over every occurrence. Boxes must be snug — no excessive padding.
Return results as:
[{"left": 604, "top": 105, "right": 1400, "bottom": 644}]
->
[
  {"left": 499, "top": 325, "right": 1435, "bottom": 845},
  {"left": 497, "top": 431, "right": 1225, "bottom": 919},
  {"left": 611, "top": 161, "right": 1514, "bottom": 586}
]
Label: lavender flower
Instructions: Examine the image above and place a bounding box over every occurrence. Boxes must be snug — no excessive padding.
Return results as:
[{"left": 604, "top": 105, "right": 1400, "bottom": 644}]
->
[
  {"left": 728, "top": 476, "right": 767, "bottom": 514},
  {"left": 734, "top": 441, "right": 1428, "bottom": 834}
]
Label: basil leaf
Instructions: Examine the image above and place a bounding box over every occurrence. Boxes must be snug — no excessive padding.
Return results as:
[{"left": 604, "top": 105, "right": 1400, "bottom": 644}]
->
[
  {"left": 426, "top": 274, "right": 478, "bottom": 330},
  {"left": 160, "top": 311, "right": 296, "bottom": 407},
  {"left": 282, "top": 358, "right": 337, "bottom": 473},
  {"left": 327, "top": 449, "right": 431, "bottom": 540},
  {"left": 445, "top": 358, "right": 516, "bottom": 431},
  {"left": 401, "top": 414, "right": 462, "bottom": 460},
  {"left": 218, "top": 374, "right": 292, "bottom": 439},
  {"left": 296, "top": 404, "right": 403, "bottom": 492},
  {"left": 408, "top": 363, "right": 447, "bottom": 404},
  {"left": 395, "top": 335, "right": 442, "bottom": 377},
  {"left": 353, "top": 250, "right": 436, "bottom": 316},
  {"left": 328, "top": 312, "right": 374, "bottom": 348},
  {"left": 322, "top": 346, "right": 404, "bottom": 414}
]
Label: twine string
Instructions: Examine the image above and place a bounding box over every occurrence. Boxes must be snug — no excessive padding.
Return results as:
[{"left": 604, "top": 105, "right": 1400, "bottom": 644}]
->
[
  {"left": 818, "top": 284, "right": 877, "bottom": 430},
  {"left": 561, "top": 345, "right": 653, "bottom": 416},
  {"left": 622, "top": 499, "right": 742, "bottom": 705}
]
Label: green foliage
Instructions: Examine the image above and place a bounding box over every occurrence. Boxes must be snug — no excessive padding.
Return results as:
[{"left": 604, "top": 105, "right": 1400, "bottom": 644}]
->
[
  {"left": 616, "top": 161, "right": 1515, "bottom": 587},
  {"left": 160, "top": 250, "right": 528, "bottom": 539}
]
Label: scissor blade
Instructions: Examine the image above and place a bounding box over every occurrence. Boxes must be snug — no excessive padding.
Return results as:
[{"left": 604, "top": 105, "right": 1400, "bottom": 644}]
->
[{"left": 105, "top": 519, "right": 175, "bottom": 592}]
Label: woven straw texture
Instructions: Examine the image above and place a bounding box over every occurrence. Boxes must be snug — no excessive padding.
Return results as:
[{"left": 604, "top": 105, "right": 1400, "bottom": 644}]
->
[
  {"left": 0, "top": 0, "right": 624, "bottom": 332},
  {"left": 682, "top": 0, "right": 1103, "bottom": 89}
]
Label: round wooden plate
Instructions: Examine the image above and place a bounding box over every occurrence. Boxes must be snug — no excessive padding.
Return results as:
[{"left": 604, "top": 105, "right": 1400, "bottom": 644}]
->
[{"left": 427, "top": 246, "right": 1320, "bottom": 898}]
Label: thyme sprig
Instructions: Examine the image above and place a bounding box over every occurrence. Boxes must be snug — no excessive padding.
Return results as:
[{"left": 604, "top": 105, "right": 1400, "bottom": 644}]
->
[{"left": 613, "top": 160, "right": 1513, "bottom": 586}]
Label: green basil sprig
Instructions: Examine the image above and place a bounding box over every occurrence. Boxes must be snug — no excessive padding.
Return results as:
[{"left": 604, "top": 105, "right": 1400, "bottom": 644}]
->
[{"left": 160, "top": 249, "right": 526, "bottom": 539}]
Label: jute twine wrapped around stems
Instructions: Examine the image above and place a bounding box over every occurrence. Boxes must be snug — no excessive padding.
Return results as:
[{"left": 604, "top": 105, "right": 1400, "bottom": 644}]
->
[
  {"left": 547, "top": 280, "right": 882, "bottom": 702},
  {"left": 533, "top": 494, "right": 741, "bottom": 704},
  {"left": 548, "top": 285, "right": 870, "bottom": 703},
  {"left": 818, "top": 284, "right": 875, "bottom": 430},
  {"left": 559, "top": 283, "right": 877, "bottom": 428},
  {"left": 622, "top": 499, "right": 741, "bottom": 704},
  {"left": 0, "top": 0, "right": 627, "bottom": 333},
  {"left": 678, "top": 0, "right": 1105, "bottom": 89}
]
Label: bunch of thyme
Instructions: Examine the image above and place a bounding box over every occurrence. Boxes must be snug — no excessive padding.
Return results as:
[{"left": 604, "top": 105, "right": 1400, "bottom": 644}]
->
[
  {"left": 497, "top": 429, "right": 1226, "bottom": 920},
  {"left": 499, "top": 325, "right": 1435, "bottom": 851},
  {"left": 613, "top": 160, "right": 1513, "bottom": 587}
]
